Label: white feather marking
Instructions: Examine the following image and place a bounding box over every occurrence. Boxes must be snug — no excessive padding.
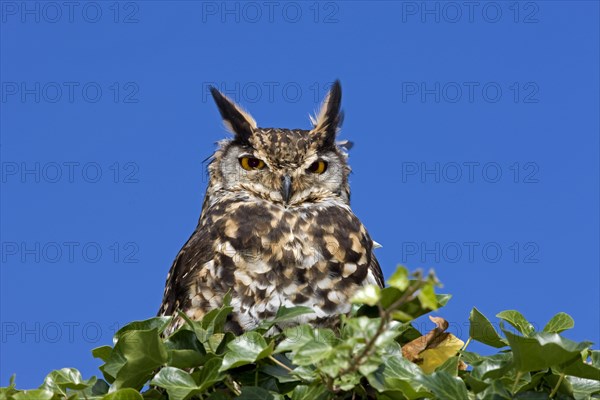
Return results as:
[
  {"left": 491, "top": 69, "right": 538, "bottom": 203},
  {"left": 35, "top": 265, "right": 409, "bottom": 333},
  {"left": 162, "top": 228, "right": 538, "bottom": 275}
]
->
[
  {"left": 327, "top": 290, "right": 344, "bottom": 303},
  {"left": 316, "top": 277, "right": 334, "bottom": 290},
  {"left": 365, "top": 269, "right": 380, "bottom": 287},
  {"left": 203, "top": 260, "right": 216, "bottom": 276},
  {"left": 234, "top": 269, "right": 253, "bottom": 286},
  {"left": 247, "top": 260, "right": 271, "bottom": 274},
  {"left": 283, "top": 284, "right": 299, "bottom": 295},
  {"left": 342, "top": 263, "right": 357, "bottom": 278}
]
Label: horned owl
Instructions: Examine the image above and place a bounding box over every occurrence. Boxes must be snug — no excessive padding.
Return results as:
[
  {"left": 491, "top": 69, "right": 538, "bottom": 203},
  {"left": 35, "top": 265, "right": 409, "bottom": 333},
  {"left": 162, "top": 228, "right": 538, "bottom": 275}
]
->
[{"left": 159, "top": 81, "right": 383, "bottom": 335}]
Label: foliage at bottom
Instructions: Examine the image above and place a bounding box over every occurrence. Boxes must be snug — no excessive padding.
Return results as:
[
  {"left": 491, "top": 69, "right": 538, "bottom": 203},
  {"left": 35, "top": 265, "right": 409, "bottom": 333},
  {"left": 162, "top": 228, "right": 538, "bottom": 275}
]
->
[{"left": 2, "top": 266, "right": 599, "bottom": 400}]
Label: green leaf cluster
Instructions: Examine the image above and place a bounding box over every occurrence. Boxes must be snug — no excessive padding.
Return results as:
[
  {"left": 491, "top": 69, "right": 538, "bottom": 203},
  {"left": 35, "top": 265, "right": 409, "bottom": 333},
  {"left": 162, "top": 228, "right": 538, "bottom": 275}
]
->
[{"left": 3, "top": 266, "right": 598, "bottom": 399}]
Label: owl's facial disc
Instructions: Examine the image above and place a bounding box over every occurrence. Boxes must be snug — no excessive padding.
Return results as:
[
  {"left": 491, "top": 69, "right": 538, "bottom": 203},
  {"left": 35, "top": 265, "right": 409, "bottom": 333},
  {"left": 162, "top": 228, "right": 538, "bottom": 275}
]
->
[{"left": 217, "top": 142, "right": 348, "bottom": 207}]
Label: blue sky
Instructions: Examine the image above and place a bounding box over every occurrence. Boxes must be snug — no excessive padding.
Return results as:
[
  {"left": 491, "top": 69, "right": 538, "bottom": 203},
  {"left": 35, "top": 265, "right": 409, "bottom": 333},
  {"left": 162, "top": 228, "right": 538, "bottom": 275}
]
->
[{"left": 1, "top": 1, "right": 598, "bottom": 388}]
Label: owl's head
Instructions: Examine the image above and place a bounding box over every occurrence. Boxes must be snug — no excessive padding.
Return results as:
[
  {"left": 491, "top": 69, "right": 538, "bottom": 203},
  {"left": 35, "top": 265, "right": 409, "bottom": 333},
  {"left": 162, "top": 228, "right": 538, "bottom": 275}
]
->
[{"left": 207, "top": 81, "right": 352, "bottom": 207}]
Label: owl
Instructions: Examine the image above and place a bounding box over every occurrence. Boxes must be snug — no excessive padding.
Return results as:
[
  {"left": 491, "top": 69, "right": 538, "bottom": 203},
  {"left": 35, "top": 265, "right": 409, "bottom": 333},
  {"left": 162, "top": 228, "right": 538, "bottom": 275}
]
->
[{"left": 159, "top": 81, "right": 383, "bottom": 335}]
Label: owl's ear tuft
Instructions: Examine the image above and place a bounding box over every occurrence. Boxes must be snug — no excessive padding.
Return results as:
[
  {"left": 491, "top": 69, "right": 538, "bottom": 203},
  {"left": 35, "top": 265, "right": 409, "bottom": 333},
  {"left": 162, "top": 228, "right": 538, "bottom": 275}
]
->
[
  {"left": 310, "top": 80, "right": 343, "bottom": 148},
  {"left": 210, "top": 87, "right": 257, "bottom": 143}
]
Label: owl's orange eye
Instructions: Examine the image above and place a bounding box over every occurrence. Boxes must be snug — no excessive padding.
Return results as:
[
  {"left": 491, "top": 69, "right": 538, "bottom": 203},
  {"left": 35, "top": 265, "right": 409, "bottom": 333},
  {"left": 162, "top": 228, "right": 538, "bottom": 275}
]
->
[
  {"left": 307, "top": 160, "right": 327, "bottom": 174},
  {"left": 239, "top": 157, "right": 265, "bottom": 171}
]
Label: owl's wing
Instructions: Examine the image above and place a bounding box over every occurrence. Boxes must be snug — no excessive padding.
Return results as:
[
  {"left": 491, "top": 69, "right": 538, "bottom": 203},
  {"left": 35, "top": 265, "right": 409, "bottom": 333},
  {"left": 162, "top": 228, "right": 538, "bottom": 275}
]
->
[
  {"left": 158, "top": 247, "right": 187, "bottom": 317},
  {"left": 368, "top": 252, "right": 385, "bottom": 288},
  {"left": 158, "top": 229, "right": 213, "bottom": 317}
]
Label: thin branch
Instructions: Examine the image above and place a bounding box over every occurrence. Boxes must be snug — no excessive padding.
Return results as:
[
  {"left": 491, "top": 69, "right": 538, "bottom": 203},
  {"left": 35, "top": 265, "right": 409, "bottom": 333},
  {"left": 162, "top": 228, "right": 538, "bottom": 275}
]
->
[
  {"left": 223, "top": 377, "right": 241, "bottom": 396},
  {"left": 460, "top": 337, "right": 472, "bottom": 353},
  {"left": 549, "top": 373, "right": 565, "bottom": 398},
  {"left": 512, "top": 371, "right": 523, "bottom": 394},
  {"left": 268, "top": 355, "right": 293, "bottom": 373},
  {"left": 335, "top": 272, "right": 428, "bottom": 379}
]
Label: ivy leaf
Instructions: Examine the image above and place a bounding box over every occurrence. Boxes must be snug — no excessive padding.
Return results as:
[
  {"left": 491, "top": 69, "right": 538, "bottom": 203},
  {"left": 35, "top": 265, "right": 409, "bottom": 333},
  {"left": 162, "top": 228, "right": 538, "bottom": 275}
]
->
[
  {"left": 292, "top": 341, "right": 333, "bottom": 366},
  {"left": 201, "top": 305, "right": 234, "bottom": 334},
  {"left": 92, "top": 346, "right": 114, "bottom": 363},
  {"left": 461, "top": 373, "right": 488, "bottom": 395},
  {"left": 419, "top": 335, "right": 464, "bottom": 374},
  {"left": 269, "top": 306, "right": 315, "bottom": 324},
  {"left": 220, "top": 332, "right": 273, "bottom": 371},
  {"left": 195, "top": 358, "right": 224, "bottom": 391},
  {"left": 469, "top": 307, "right": 507, "bottom": 348},
  {"left": 383, "top": 349, "right": 423, "bottom": 380},
  {"left": 290, "top": 365, "right": 318, "bottom": 381},
  {"left": 112, "top": 317, "right": 171, "bottom": 344},
  {"left": 477, "top": 380, "right": 512, "bottom": 400},
  {"left": 388, "top": 292, "right": 435, "bottom": 321},
  {"left": 41, "top": 368, "right": 96, "bottom": 393},
  {"left": 276, "top": 326, "right": 336, "bottom": 355},
  {"left": 544, "top": 373, "right": 573, "bottom": 397},
  {"left": 13, "top": 389, "right": 54, "bottom": 400},
  {"left": 100, "top": 343, "right": 126, "bottom": 383},
  {"left": 236, "top": 386, "right": 280, "bottom": 399},
  {"left": 290, "top": 384, "right": 329, "bottom": 400},
  {"left": 568, "top": 376, "right": 600, "bottom": 398},
  {"left": 140, "top": 388, "right": 164, "bottom": 399},
  {"left": 178, "top": 311, "right": 210, "bottom": 343},
  {"left": 276, "top": 325, "right": 316, "bottom": 354},
  {"left": 258, "top": 306, "right": 315, "bottom": 331},
  {"left": 164, "top": 329, "right": 206, "bottom": 369},
  {"left": 104, "top": 328, "right": 169, "bottom": 390},
  {"left": 376, "top": 288, "right": 448, "bottom": 322},
  {"left": 435, "top": 294, "right": 452, "bottom": 308},
  {"left": 206, "top": 391, "right": 230, "bottom": 400},
  {"left": 351, "top": 285, "right": 381, "bottom": 306},
  {"left": 556, "top": 354, "right": 600, "bottom": 380},
  {"left": 402, "top": 316, "right": 464, "bottom": 374},
  {"left": 260, "top": 364, "right": 297, "bottom": 384},
  {"left": 103, "top": 388, "right": 145, "bottom": 400},
  {"left": 376, "top": 349, "right": 430, "bottom": 398},
  {"left": 503, "top": 329, "right": 593, "bottom": 373},
  {"left": 415, "top": 371, "right": 469, "bottom": 400},
  {"left": 150, "top": 367, "right": 201, "bottom": 400},
  {"left": 387, "top": 266, "right": 409, "bottom": 291},
  {"left": 0, "top": 375, "right": 18, "bottom": 399},
  {"left": 434, "top": 356, "right": 463, "bottom": 376},
  {"left": 417, "top": 283, "right": 438, "bottom": 311},
  {"left": 468, "top": 353, "right": 512, "bottom": 381},
  {"left": 543, "top": 312, "right": 575, "bottom": 334},
  {"left": 496, "top": 310, "right": 535, "bottom": 336},
  {"left": 90, "top": 379, "right": 110, "bottom": 396},
  {"left": 505, "top": 369, "right": 545, "bottom": 395},
  {"left": 512, "top": 392, "right": 550, "bottom": 400}
]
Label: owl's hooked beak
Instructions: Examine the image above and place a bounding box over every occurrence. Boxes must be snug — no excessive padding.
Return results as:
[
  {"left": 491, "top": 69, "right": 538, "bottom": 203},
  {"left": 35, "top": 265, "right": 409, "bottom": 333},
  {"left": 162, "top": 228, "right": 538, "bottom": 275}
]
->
[{"left": 281, "top": 175, "right": 293, "bottom": 204}]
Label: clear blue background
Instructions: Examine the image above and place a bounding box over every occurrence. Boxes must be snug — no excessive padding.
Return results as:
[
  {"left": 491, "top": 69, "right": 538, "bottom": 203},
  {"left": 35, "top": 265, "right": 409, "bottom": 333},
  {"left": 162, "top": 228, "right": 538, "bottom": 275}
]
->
[{"left": 1, "top": 0, "right": 598, "bottom": 388}]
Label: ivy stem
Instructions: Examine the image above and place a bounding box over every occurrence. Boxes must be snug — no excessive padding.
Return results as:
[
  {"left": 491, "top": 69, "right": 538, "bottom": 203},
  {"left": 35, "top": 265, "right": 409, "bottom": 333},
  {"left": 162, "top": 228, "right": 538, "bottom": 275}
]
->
[
  {"left": 269, "top": 355, "right": 293, "bottom": 373},
  {"left": 461, "top": 337, "right": 472, "bottom": 353},
  {"left": 335, "top": 271, "right": 428, "bottom": 381},
  {"left": 512, "top": 371, "right": 523, "bottom": 394},
  {"left": 549, "top": 373, "right": 565, "bottom": 398},
  {"left": 456, "top": 336, "right": 472, "bottom": 367},
  {"left": 223, "top": 377, "right": 241, "bottom": 396}
]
